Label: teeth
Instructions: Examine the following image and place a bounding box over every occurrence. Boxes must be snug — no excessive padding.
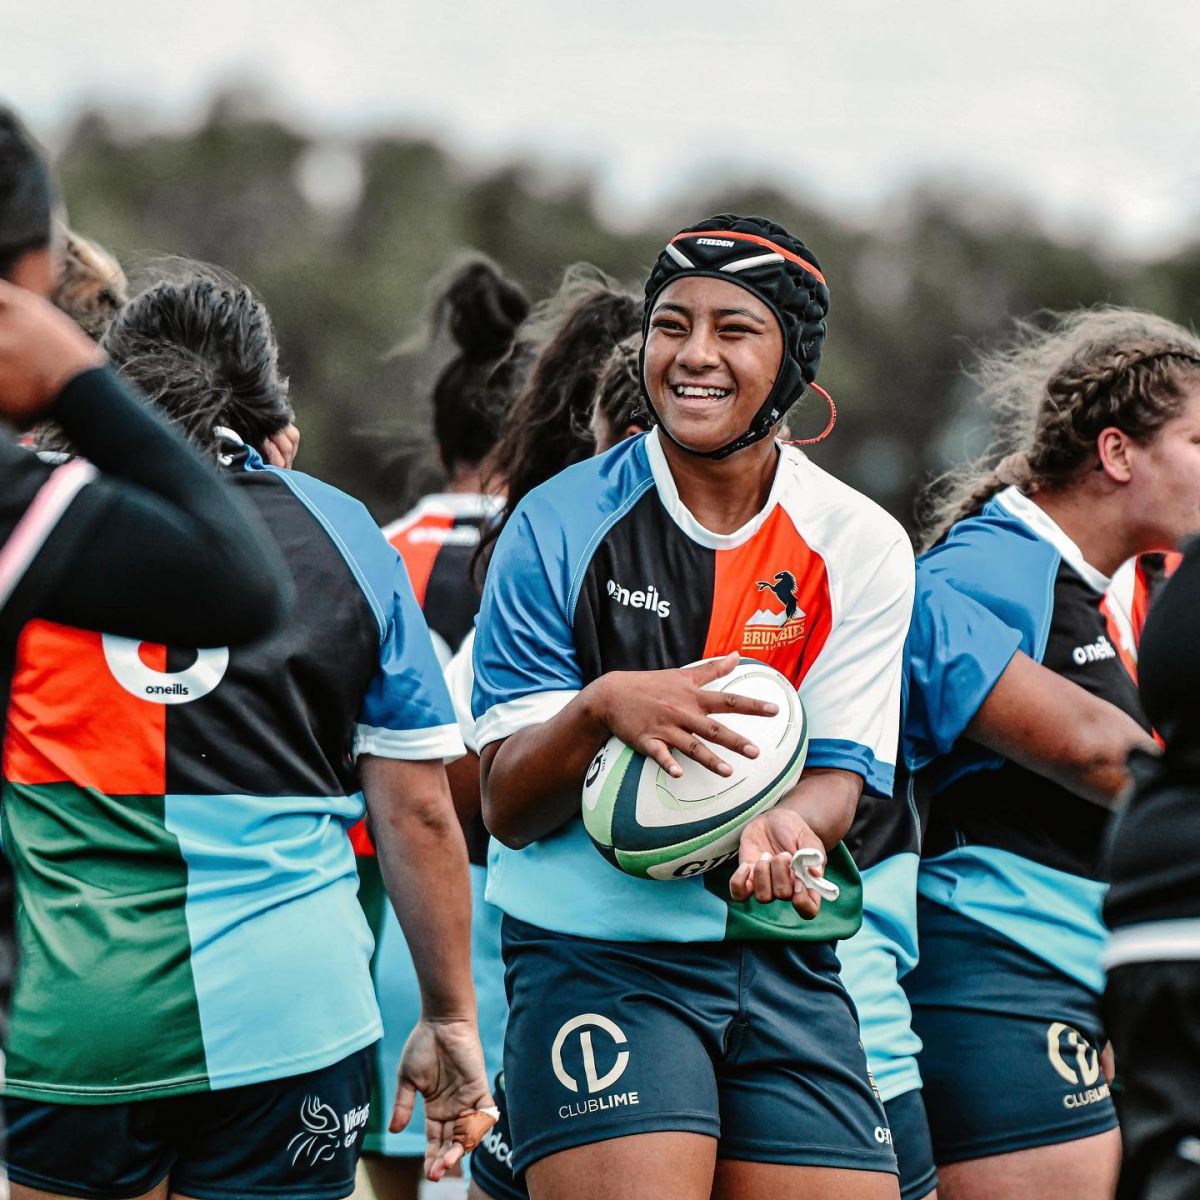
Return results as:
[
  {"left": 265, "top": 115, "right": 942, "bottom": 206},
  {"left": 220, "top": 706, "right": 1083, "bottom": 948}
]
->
[{"left": 673, "top": 385, "right": 729, "bottom": 398}]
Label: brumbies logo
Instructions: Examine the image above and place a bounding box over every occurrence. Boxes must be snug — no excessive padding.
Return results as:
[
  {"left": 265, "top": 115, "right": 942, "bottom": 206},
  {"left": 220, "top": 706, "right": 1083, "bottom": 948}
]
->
[{"left": 743, "top": 571, "right": 806, "bottom": 650}]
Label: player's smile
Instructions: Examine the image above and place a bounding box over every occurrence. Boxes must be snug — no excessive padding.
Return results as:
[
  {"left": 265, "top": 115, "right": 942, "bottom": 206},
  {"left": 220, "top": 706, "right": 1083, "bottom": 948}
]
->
[
  {"left": 644, "top": 275, "right": 783, "bottom": 455},
  {"left": 666, "top": 381, "right": 734, "bottom": 416}
]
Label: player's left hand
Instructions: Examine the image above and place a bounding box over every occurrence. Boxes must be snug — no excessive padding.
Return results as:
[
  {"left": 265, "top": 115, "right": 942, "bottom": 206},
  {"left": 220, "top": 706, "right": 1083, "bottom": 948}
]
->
[
  {"left": 730, "top": 807, "right": 827, "bottom": 918},
  {"left": 391, "top": 1016, "right": 497, "bottom": 1182}
]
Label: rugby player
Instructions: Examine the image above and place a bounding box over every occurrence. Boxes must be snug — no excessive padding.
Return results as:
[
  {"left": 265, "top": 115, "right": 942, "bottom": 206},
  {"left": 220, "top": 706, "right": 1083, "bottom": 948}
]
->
[
  {"left": 0, "top": 115, "right": 291, "bottom": 1150},
  {"left": 1105, "top": 537, "right": 1200, "bottom": 1200},
  {"left": 473, "top": 215, "right": 913, "bottom": 1199},
  {"left": 2, "top": 268, "right": 493, "bottom": 1200},
  {"left": 360, "top": 257, "right": 528, "bottom": 1200},
  {"left": 903, "top": 310, "right": 1200, "bottom": 1199}
]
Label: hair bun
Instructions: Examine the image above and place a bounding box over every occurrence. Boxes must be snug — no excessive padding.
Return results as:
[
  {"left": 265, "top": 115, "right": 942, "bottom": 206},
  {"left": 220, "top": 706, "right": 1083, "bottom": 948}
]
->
[{"left": 440, "top": 260, "right": 529, "bottom": 362}]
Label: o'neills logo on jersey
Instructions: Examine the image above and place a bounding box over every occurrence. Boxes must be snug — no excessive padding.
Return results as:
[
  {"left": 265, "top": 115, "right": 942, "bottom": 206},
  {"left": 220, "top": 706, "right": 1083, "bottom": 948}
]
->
[
  {"left": 606, "top": 579, "right": 670, "bottom": 619},
  {"left": 1072, "top": 635, "right": 1117, "bottom": 666},
  {"left": 405, "top": 525, "right": 481, "bottom": 547},
  {"left": 743, "top": 571, "right": 806, "bottom": 650}
]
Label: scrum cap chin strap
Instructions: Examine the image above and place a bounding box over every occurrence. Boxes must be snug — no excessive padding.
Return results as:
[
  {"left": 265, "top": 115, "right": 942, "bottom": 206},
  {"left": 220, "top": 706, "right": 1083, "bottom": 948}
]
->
[{"left": 641, "top": 217, "right": 831, "bottom": 460}]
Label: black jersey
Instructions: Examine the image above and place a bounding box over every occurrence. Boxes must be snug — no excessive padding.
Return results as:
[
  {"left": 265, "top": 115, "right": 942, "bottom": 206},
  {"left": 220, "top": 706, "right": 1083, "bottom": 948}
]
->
[{"left": 1105, "top": 537, "right": 1200, "bottom": 952}]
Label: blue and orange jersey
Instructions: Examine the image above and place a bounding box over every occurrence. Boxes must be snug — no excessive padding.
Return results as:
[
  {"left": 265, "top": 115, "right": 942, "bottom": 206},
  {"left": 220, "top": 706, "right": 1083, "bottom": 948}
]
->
[
  {"left": 472, "top": 429, "right": 915, "bottom": 943},
  {"left": 1, "top": 445, "right": 463, "bottom": 1104}
]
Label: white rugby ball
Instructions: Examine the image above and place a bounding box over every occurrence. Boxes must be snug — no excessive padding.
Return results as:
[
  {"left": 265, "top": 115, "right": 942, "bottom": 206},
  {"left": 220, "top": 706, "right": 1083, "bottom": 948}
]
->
[{"left": 581, "top": 658, "right": 808, "bottom": 881}]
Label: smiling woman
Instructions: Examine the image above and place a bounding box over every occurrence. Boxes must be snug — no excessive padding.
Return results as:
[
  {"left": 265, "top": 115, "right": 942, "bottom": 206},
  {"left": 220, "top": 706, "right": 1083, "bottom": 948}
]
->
[
  {"left": 643, "top": 276, "right": 784, "bottom": 454},
  {"left": 471, "top": 214, "right": 915, "bottom": 1200}
]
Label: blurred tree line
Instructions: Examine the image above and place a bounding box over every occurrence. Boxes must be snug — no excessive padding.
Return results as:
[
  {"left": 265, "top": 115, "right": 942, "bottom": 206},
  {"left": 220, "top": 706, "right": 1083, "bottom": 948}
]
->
[{"left": 56, "top": 92, "right": 1200, "bottom": 533}]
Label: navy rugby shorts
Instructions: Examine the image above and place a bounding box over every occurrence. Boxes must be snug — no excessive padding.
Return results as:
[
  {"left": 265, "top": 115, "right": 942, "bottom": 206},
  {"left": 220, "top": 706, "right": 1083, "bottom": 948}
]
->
[
  {"left": 4, "top": 1046, "right": 372, "bottom": 1200},
  {"left": 884, "top": 1088, "right": 937, "bottom": 1200},
  {"left": 497, "top": 915, "right": 898, "bottom": 1178},
  {"left": 473, "top": 1073, "right": 931, "bottom": 1200},
  {"left": 906, "top": 899, "right": 1116, "bottom": 1164}
]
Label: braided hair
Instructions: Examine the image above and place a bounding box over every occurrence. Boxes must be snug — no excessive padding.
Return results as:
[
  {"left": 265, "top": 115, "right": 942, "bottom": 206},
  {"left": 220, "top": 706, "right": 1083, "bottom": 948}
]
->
[{"left": 920, "top": 308, "right": 1200, "bottom": 549}]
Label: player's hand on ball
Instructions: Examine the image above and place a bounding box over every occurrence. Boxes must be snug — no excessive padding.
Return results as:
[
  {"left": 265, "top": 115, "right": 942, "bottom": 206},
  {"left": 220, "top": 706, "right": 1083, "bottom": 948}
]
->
[
  {"left": 731, "top": 807, "right": 827, "bottom": 918},
  {"left": 592, "top": 652, "right": 778, "bottom": 779},
  {"left": 391, "top": 1016, "right": 497, "bottom": 1182}
]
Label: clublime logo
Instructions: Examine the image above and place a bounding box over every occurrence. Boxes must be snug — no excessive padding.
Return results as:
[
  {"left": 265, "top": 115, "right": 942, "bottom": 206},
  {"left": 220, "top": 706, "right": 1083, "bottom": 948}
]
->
[{"left": 606, "top": 579, "right": 671, "bottom": 619}]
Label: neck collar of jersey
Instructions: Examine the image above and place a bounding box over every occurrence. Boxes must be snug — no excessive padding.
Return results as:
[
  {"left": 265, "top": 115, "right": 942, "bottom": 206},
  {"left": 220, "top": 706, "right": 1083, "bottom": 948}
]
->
[
  {"left": 994, "top": 485, "right": 1111, "bottom": 592},
  {"left": 644, "top": 426, "right": 790, "bottom": 551}
]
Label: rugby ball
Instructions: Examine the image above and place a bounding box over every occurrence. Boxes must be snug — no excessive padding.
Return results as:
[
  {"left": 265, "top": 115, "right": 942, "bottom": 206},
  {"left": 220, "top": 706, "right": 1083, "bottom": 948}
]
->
[{"left": 581, "top": 659, "right": 808, "bottom": 881}]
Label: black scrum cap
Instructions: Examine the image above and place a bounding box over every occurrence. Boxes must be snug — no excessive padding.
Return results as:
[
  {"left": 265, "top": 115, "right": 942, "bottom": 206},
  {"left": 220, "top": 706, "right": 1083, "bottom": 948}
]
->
[{"left": 642, "top": 214, "right": 830, "bottom": 459}]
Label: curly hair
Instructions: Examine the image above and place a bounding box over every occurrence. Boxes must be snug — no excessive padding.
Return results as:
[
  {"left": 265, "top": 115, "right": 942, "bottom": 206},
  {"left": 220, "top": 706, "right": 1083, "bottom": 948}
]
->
[
  {"left": 53, "top": 227, "right": 128, "bottom": 340},
  {"left": 474, "top": 265, "right": 640, "bottom": 574},
  {"left": 592, "top": 333, "right": 650, "bottom": 448},
  {"left": 920, "top": 308, "right": 1200, "bottom": 549}
]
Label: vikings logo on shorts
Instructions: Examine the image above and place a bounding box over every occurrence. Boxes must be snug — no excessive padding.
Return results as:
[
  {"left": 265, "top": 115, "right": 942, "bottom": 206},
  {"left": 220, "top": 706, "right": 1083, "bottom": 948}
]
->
[
  {"left": 287, "top": 1094, "right": 341, "bottom": 1167},
  {"left": 744, "top": 570, "right": 806, "bottom": 650}
]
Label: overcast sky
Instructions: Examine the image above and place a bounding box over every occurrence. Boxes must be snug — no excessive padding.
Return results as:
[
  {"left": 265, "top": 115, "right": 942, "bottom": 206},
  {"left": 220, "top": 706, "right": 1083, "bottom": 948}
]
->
[{"left": 5, "top": 1, "right": 1198, "bottom": 254}]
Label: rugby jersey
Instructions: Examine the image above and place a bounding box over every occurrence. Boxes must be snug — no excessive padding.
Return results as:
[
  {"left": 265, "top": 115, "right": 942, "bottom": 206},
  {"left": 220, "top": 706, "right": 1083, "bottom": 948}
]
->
[
  {"left": 350, "top": 492, "right": 498, "bottom": 867},
  {"left": 905, "top": 487, "right": 1151, "bottom": 994},
  {"left": 1101, "top": 552, "right": 1177, "bottom": 686},
  {"left": 1105, "top": 541, "right": 1198, "bottom": 959},
  {"left": 382, "top": 493, "right": 501, "bottom": 666},
  {"left": 472, "top": 429, "right": 914, "bottom": 943},
  {"left": 0, "top": 441, "right": 95, "bottom": 706},
  {"left": 1, "top": 445, "right": 463, "bottom": 1104}
]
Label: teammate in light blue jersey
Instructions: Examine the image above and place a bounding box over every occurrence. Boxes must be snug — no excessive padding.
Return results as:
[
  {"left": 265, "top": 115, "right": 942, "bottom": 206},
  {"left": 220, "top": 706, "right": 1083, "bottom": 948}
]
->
[{"left": 903, "top": 309, "right": 1200, "bottom": 1200}]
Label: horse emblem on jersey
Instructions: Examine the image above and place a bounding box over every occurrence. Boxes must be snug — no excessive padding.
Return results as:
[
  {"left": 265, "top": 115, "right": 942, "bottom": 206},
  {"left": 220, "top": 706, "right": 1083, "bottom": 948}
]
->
[{"left": 743, "top": 571, "right": 807, "bottom": 650}]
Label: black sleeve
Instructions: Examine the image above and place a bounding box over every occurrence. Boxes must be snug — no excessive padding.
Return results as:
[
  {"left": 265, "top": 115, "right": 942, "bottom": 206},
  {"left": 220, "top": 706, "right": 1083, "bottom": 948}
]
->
[
  {"left": 1, "top": 367, "right": 292, "bottom": 648},
  {"left": 1137, "top": 536, "right": 1200, "bottom": 747}
]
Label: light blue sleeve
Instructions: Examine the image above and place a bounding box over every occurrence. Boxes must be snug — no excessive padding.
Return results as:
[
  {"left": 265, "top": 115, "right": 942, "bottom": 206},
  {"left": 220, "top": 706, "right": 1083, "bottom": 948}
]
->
[
  {"left": 472, "top": 500, "right": 583, "bottom": 750},
  {"left": 903, "top": 567, "right": 1023, "bottom": 770},
  {"left": 355, "top": 551, "right": 465, "bottom": 761}
]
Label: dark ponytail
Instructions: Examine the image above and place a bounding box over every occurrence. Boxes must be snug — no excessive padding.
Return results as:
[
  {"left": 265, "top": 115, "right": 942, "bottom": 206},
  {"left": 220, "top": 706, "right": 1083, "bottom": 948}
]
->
[
  {"left": 430, "top": 259, "right": 529, "bottom": 471},
  {"left": 102, "top": 264, "right": 292, "bottom": 454}
]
